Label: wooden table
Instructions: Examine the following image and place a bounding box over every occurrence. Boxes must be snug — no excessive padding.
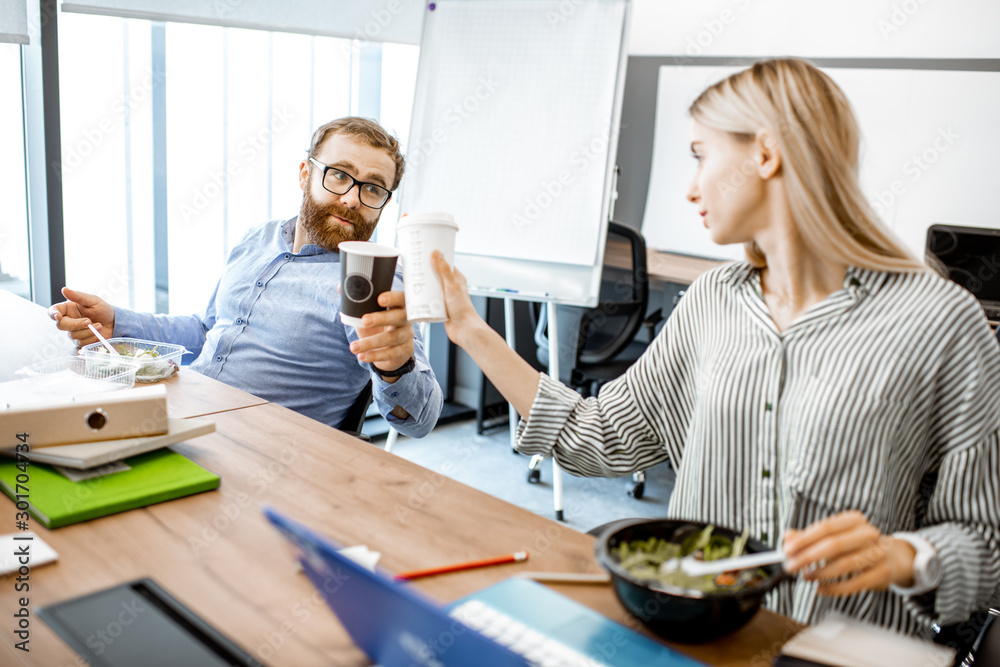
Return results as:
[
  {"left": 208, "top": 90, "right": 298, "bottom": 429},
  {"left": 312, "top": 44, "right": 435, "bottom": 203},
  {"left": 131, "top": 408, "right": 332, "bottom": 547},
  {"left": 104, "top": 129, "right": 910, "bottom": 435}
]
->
[
  {"left": 0, "top": 374, "right": 800, "bottom": 666},
  {"left": 160, "top": 368, "right": 269, "bottom": 419}
]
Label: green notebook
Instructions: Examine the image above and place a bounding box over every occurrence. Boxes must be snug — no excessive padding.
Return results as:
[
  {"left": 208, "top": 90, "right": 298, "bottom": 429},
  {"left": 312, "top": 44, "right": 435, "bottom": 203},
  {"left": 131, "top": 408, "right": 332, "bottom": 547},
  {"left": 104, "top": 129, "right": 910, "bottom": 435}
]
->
[{"left": 0, "top": 449, "right": 220, "bottom": 529}]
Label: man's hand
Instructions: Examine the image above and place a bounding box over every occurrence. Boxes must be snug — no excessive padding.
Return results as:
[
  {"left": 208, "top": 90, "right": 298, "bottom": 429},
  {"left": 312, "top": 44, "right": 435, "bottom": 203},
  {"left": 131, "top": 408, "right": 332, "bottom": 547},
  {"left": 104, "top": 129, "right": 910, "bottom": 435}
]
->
[
  {"left": 49, "top": 287, "right": 116, "bottom": 348},
  {"left": 349, "top": 290, "right": 414, "bottom": 385},
  {"left": 783, "top": 510, "right": 917, "bottom": 596}
]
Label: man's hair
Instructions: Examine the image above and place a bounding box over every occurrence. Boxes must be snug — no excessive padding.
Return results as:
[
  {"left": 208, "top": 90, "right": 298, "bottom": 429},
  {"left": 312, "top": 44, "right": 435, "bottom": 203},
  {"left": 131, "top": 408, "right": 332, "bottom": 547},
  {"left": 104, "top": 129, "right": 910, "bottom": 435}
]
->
[{"left": 306, "top": 117, "right": 405, "bottom": 191}]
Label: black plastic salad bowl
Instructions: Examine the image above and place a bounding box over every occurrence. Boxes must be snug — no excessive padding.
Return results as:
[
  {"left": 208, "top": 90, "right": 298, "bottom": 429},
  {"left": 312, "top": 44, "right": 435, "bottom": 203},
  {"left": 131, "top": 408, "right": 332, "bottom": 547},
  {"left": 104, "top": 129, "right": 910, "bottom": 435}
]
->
[{"left": 594, "top": 519, "right": 786, "bottom": 642}]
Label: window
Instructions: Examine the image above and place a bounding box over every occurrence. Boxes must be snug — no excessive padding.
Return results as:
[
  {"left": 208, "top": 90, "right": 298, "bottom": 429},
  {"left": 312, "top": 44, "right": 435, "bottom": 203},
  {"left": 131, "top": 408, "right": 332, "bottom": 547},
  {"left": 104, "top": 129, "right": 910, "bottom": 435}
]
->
[
  {"left": 57, "top": 12, "right": 418, "bottom": 316},
  {"left": 0, "top": 42, "right": 30, "bottom": 299}
]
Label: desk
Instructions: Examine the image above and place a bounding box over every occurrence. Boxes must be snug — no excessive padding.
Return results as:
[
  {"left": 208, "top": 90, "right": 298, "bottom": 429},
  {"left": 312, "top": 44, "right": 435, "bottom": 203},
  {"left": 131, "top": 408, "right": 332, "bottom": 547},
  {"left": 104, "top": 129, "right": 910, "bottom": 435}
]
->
[
  {"left": 1, "top": 373, "right": 801, "bottom": 666},
  {"left": 161, "top": 368, "right": 269, "bottom": 419},
  {"left": 605, "top": 240, "right": 728, "bottom": 288}
]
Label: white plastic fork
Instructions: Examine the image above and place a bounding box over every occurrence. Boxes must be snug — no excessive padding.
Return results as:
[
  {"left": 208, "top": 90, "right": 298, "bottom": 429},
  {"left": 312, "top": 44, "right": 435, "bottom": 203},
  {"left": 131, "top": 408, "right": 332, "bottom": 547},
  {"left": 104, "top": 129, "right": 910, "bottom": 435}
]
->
[
  {"left": 87, "top": 323, "right": 121, "bottom": 356},
  {"left": 661, "top": 550, "right": 786, "bottom": 578}
]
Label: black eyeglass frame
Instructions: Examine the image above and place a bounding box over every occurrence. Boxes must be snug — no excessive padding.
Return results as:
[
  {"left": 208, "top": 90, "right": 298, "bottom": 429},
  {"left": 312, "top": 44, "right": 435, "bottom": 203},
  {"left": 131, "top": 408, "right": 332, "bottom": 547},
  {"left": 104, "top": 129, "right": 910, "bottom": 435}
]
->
[{"left": 308, "top": 157, "right": 393, "bottom": 210}]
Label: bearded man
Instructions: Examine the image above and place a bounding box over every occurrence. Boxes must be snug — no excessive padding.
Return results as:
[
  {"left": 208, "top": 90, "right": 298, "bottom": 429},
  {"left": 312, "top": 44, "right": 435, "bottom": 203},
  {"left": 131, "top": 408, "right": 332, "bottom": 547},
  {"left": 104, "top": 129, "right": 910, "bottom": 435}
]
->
[{"left": 50, "top": 117, "right": 443, "bottom": 437}]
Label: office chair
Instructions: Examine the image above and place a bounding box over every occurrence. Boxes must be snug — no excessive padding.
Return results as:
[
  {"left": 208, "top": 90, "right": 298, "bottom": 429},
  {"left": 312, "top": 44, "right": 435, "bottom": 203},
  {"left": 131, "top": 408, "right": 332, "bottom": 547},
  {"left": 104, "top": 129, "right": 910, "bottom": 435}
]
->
[
  {"left": 338, "top": 380, "right": 373, "bottom": 442},
  {"left": 527, "top": 222, "right": 662, "bottom": 498}
]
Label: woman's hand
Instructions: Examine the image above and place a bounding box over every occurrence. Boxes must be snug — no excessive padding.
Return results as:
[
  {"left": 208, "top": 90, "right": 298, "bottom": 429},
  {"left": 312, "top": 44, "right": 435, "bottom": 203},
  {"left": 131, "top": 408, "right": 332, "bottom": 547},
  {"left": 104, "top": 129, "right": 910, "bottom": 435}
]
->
[
  {"left": 431, "top": 250, "right": 486, "bottom": 347},
  {"left": 783, "top": 511, "right": 917, "bottom": 596}
]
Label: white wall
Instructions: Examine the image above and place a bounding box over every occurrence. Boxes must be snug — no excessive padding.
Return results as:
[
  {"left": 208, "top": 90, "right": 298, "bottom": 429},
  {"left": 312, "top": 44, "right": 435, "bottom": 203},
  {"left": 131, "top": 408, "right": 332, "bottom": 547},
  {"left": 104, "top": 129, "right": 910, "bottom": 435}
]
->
[
  {"left": 627, "top": 0, "right": 1000, "bottom": 259},
  {"left": 629, "top": 0, "right": 1000, "bottom": 59}
]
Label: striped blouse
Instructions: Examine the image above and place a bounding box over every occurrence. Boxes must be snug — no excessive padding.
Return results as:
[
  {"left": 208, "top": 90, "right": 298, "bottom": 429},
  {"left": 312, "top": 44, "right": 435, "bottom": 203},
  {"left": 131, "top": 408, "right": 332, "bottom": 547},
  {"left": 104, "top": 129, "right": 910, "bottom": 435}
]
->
[{"left": 516, "top": 262, "right": 1000, "bottom": 637}]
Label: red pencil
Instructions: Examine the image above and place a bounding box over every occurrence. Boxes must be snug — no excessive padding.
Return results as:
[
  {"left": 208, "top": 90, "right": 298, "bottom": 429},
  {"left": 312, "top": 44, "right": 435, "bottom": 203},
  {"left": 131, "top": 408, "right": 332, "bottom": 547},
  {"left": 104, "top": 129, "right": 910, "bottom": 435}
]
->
[{"left": 395, "top": 551, "right": 529, "bottom": 580}]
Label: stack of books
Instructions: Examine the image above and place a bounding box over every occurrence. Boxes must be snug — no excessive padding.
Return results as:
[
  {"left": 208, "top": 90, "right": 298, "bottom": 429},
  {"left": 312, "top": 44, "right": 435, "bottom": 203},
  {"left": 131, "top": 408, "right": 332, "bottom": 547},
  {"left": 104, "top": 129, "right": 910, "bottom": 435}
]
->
[{"left": 0, "top": 383, "right": 219, "bottom": 529}]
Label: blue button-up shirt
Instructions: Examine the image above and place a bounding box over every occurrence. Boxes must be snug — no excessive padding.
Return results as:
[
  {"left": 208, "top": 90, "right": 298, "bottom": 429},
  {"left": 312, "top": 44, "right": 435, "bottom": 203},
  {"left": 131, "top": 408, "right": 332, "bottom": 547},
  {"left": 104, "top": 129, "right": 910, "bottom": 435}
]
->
[{"left": 114, "top": 218, "right": 443, "bottom": 437}]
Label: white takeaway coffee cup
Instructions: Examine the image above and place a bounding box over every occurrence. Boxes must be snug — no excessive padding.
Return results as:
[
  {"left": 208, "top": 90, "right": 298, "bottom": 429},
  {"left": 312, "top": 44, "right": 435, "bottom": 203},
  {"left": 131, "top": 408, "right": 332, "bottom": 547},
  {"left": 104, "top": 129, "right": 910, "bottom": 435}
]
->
[{"left": 396, "top": 212, "right": 459, "bottom": 323}]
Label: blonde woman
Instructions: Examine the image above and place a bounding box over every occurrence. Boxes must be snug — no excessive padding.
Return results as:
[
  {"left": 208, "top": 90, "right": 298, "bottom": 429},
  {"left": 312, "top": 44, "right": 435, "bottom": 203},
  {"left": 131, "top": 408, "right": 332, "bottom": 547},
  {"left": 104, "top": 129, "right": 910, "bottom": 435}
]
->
[{"left": 354, "top": 58, "right": 1000, "bottom": 637}]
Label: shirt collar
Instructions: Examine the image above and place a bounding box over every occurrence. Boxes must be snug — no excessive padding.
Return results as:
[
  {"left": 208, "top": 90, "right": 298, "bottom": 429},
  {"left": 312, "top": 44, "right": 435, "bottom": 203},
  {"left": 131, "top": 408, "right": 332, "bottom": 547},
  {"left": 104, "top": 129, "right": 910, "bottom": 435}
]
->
[
  {"left": 720, "top": 261, "right": 889, "bottom": 299},
  {"left": 280, "top": 216, "right": 338, "bottom": 258},
  {"left": 719, "top": 261, "right": 757, "bottom": 287},
  {"left": 843, "top": 266, "right": 889, "bottom": 299}
]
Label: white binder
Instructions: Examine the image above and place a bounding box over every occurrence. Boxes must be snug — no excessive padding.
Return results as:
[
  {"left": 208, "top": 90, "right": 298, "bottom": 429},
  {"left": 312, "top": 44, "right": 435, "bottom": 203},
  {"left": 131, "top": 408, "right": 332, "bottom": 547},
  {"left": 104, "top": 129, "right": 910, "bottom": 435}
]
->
[{"left": 0, "top": 385, "right": 169, "bottom": 448}]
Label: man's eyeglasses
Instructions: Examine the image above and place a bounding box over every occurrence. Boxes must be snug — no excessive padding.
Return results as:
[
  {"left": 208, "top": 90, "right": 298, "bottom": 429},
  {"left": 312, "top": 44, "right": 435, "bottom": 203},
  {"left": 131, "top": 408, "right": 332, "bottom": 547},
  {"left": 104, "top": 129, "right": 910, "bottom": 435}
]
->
[{"left": 308, "top": 157, "right": 392, "bottom": 210}]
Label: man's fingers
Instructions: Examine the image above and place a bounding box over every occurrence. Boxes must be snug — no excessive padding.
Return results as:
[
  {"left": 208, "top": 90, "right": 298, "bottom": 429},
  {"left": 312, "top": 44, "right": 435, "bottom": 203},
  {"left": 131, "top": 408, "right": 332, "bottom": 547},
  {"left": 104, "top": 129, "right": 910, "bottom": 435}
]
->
[
  {"left": 60, "top": 286, "right": 102, "bottom": 307},
  {"left": 377, "top": 290, "right": 406, "bottom": 310},
  {"left": 352, "top": 329, "right": 411, "bottom": 354}
]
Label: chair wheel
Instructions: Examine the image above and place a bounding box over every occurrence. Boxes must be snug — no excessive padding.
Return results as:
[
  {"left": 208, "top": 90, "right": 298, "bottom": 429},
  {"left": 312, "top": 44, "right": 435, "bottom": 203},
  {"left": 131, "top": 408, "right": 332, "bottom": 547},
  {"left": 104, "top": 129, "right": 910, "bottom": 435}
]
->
[
  {"left": 629, "top": 482, "right": 645, "bottom": 499},
  {"left": 527, "top": 469, "right": 541, "bottom": 484}
]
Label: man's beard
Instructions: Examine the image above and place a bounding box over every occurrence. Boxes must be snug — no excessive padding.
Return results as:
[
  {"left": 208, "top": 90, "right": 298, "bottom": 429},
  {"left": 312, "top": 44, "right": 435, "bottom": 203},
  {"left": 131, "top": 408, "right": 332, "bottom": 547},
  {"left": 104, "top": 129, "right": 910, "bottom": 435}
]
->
[{"left": 298, "top": 180, "right": 379, "bottom": 251}]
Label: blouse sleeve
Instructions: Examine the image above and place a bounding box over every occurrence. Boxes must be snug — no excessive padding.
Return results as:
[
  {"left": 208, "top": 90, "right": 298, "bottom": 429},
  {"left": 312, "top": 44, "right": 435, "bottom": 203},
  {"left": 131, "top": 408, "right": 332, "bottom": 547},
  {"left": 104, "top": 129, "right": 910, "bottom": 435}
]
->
[
  {"left": 903, "top": 304, "right": 1000, "bottom": 626},
  {"left": 515, "top": 277, "right": 706, "bottom": 477}
]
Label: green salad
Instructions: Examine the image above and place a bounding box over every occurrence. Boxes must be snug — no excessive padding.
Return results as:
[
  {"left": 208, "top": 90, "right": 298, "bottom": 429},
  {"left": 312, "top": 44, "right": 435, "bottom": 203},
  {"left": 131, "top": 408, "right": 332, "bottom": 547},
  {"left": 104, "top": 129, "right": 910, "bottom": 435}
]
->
[
  {"left": 95, "top": 344, "right": 178, "bottom": 380},
  {"left": 612, "top": 525, "right": 766, "bottom": 594}
]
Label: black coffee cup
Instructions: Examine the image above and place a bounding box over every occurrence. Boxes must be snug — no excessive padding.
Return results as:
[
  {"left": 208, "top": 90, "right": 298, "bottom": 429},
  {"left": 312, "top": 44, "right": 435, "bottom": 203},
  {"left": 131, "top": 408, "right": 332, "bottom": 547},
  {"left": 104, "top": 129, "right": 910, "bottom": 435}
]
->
[{"left": 339, "top": 241, "right": 400, "bottom": 327}]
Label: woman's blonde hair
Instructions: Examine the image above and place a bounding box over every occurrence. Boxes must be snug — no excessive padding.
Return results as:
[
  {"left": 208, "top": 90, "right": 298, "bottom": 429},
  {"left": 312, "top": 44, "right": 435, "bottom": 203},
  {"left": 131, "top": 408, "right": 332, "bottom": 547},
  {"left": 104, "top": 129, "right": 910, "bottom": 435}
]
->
[{"left": 689, "top": 58, "right": 927, "bottom": 273}]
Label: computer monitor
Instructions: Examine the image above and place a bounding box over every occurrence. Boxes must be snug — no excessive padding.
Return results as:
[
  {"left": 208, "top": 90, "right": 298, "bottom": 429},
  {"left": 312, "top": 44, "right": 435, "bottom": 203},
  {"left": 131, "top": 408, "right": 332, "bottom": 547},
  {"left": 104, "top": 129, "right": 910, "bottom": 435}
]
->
[{"left": 925, "top": 223, "right": 1000, "bottom": 322}]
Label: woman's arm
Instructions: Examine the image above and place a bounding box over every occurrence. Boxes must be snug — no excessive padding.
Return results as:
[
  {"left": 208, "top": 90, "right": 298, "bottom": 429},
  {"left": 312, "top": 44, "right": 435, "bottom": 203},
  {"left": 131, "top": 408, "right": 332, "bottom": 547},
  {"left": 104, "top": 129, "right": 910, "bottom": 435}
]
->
[{"left": 432, "top": 251, "right": 541, "bottom": 418}]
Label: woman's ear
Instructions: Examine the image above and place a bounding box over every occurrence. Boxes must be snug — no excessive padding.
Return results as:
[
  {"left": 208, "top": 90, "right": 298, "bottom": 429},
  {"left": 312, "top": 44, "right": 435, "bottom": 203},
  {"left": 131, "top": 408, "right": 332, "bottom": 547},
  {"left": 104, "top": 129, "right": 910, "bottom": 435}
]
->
[{"left": 755, "top": 129, "right": 781, "bottom": 179}]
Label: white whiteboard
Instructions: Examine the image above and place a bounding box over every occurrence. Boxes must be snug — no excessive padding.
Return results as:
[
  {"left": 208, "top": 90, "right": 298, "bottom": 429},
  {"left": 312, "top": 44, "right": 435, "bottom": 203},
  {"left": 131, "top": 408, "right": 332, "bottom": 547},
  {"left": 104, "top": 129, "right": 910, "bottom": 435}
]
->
[
  {"left": 399, "top": 0, "right": 629, "bottom": 306},
  {"left": 642, "top": 64, "right": 1000, "bottom": 259}
]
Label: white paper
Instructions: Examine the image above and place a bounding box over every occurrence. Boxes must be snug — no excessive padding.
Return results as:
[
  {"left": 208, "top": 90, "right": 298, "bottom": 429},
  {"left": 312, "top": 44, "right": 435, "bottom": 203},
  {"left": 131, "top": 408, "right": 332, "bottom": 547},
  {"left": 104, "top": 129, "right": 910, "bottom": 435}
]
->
[{"left": 0, "top": 532, "right": 59, "bottom": 575}]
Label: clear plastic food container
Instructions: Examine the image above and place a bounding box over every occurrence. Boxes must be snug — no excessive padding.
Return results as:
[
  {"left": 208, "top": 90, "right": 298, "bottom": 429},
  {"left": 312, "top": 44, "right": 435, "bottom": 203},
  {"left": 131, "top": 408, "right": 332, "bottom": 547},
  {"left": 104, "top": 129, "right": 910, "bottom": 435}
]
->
[
  {"left": 16, "top": 355, "right": 140, "bottom": 392},
  {"left": 81, "top": 338, "right": 187, "bottom": 383}
]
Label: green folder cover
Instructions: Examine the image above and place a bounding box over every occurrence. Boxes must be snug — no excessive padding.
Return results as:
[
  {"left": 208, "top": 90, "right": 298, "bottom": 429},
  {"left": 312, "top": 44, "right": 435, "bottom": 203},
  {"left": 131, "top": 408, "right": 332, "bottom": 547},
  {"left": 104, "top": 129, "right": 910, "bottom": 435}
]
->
[{"left": 0, "top": 449, "right": 220, "bottom": 529}]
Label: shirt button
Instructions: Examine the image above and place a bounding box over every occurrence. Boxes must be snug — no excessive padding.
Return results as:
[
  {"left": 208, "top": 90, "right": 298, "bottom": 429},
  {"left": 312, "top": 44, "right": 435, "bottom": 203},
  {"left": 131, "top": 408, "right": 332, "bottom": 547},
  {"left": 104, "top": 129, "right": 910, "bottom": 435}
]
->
[
  {"left": 765, "top": 402, "right": 773, "bottom": 411},
  {"left": 391, "top": 392, "right": 399, "bottom": 398},
  {"left": 256, "top": 281, "right": 263, "bottom": 287},
  {"left": 216, "top": 356, "right": 222, "bottom": 362},
  {"left": 284, "top": 254, "right": 291, "bottom": 260},
  {"left": 236, "top": 318, "right": 243, "bottom": 325},
  {"left": 762, "top": 469, "right": 771, "bottom": 478},
  {"left": 850, "top": 277, "right": 861, "bottom": 287}
]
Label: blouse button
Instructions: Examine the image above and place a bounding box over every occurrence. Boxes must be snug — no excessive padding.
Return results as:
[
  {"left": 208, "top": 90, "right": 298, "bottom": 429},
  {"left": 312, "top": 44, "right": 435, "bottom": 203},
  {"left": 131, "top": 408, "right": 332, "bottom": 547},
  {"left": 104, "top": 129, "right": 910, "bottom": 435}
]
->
[{"left": 256, "top": 281, "right": 263, "bottom": 287}]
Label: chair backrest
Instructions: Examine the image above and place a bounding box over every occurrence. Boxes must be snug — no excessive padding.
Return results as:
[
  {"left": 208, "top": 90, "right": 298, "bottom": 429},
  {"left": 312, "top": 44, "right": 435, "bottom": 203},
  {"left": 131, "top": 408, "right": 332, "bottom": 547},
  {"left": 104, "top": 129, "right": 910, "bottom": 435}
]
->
[
  {"left": 533, "top": 222, "right": 649, "bottom": 382},
  {"left": 338, "top": 380, "right": 373, "bottom": 439},
  {"left": 578, "top": 222, "right": 648, "bottom": 365}
]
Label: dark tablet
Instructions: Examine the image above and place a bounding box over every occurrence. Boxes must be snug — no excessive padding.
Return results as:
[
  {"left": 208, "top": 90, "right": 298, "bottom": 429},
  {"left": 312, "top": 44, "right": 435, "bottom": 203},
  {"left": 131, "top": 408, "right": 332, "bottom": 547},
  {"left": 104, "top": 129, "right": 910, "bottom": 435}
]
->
[{"left": 37, "top": 578, "right": 263, "bottom": 667}]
